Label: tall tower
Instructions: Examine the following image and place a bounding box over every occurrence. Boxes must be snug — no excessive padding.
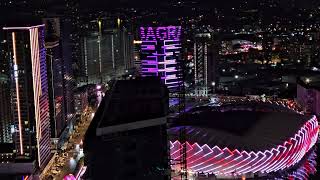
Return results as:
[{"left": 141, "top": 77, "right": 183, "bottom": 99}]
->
[
  {"left": 3, "top": 25, "right": 51, "bottom": 169},
  {"left": 0, "top": 35, "right": 12, "bottom": 144},
  {"left": 139, "top": 26, "right": 182, "bottom": 92},
  {"left": 43, "top": 17, "right": 66, "bottom": 149},
  {"left": 0, "top": 74, "right": 12, "bottom": 143},
  {"left": 194, "top": 33, "right": 218, "bottom": 95}
]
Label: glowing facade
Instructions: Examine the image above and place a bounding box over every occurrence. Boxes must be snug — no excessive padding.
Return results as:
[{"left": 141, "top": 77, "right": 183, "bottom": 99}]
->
[
  {"left": 170, "top": 116, "right": 318, "bottom": 177},
  {"left": 140, "top": 26, "right": 182, "bottom": 91},
  {"left": 4, "top": 25, "right": 51, "bottom": 169}
]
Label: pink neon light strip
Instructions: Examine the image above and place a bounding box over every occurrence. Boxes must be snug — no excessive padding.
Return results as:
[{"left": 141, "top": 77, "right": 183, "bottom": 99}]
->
[
  {"left": 29, "top": 27, "right": 43, "bottom": 167},
  {"left": 12, "top": 32, "right": 24, "bottom": 155},
  {"left": 170, "top": 116, "right": 318, "bottom": 176}
]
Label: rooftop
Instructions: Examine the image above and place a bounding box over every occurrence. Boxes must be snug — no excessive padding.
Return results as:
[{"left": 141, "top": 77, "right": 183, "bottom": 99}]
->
[
  {"left": 97, "top": 78, "right": 168, "bottom": 128},
  {"left": 169, "top": 110, "right": 312, "bottom": 152}
]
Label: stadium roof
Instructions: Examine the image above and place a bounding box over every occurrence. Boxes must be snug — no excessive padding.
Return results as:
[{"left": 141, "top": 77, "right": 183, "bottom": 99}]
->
[{"left": 169, "top": 110, "right": 312, "bottom": 152}]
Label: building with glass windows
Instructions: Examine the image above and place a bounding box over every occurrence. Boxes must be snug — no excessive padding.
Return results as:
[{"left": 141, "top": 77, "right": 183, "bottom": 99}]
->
[{"left": 3, "top": 24, "right": 51, "bottom": 171}]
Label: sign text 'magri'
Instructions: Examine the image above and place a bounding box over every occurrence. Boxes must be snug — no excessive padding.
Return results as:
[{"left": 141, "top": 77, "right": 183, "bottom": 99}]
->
[{"left": 140, "top": 26, "right": 181, "bottom": 41}]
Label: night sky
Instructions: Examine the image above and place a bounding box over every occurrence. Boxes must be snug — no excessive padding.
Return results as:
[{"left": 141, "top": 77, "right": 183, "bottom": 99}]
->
[
  {"left": 79, "top": 0, "right": 319, "bottom": 8},
  {"left": 4, "top": 0, "right": 319, "bottom": 11}
]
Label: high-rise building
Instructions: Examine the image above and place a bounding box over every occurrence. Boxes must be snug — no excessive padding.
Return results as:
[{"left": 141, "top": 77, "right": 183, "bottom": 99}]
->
[
  {"left": 43, "top": 18, "right": 67, "bottom": 150},
  {"left": 84, "top": 78, "right": 169, "bottom": 180},
  {"left": 133, "top": 40, "right": 142, "bottom": 73},
  {"left": 0, "top": 72, "right": 15, "bottom": 171},
  {"left": 81, "top": 27, "right": 134, "bottom": 84},
  {"left": 3, "top": 24, "right": 51, "bottom": 169},
  {"left": 139, "top": 26, "right": 182, "bottom": 92},
  {"left": 193, "top": 33, "right": 219, "bottom": 95},
  {"left": 60, "top": 0, "right": 79, "bottom": 132},
  {"left": 0, "top": 74, "right": 12, "bottom": 143},
  {"left": 0, "top": 33, "right": 12, "bottom": 144},
  {"left": 60, "top": 17, "right": 76, "bottom": 137}
]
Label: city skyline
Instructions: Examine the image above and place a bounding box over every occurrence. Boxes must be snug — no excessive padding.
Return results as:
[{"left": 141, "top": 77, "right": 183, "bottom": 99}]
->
[{"left": 0, "top": 0, "right": 320, "bottom": 179}]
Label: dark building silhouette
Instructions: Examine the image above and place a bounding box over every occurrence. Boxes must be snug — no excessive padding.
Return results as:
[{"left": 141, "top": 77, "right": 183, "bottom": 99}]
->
[
  {"left": 84, "top": 77, "right": 169, "bottom": 180},
  {"left": 43, "top": 17, "right": 67, "bottom": 150}
]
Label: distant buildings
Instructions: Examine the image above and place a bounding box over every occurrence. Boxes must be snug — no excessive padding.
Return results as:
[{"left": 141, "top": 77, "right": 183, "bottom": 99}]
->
[
  {"left": 3, "top": 24, "right": 51, "bottom": 170},
  {"left": 84, "top": 78, "right": 169, "bottom": 180},
  {"left": 297, "top": 76, "right": 320, "bottom": 116},
  {"left": 81, "top": 27, "right": 134, "bottom": 84},
  {"left": 139, "top": 26, "right": 182, "bottom": 92}
]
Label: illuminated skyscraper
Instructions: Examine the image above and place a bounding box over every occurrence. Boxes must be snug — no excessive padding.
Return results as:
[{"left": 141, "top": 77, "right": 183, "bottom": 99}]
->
[
  {"left": 193, "top": 33, "right": 219, "bottom": 95},
  {"left": 3, "top": 25, "right": 51, "bottom": 169},
  {"left": 139, "top": 26, "right": 182, "bottom": 91}
]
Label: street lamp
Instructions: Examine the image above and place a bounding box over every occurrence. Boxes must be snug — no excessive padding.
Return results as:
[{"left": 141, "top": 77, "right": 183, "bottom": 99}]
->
[{"left": 306, "top": 78, "right": 311, "bottom": 83}]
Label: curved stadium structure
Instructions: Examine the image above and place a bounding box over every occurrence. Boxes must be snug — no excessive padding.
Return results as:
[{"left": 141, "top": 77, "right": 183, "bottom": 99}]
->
[{"left": 169, "top": 101, "right": 319, "bottom": 178}]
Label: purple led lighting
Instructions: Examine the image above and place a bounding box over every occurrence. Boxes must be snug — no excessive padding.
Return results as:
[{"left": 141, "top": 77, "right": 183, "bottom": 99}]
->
[
  {"left": 141, "top": 45, "right": 156, "bottom": 50},
  {"left": 140, "top": 26, "right": 181, "bottom": 41},
  {"left": 142, "top": 61, "right": 158, "bottom": 65},
  {"left": 169, "top": 116, "right": 319, "bottom": 176},
  {"left": 140, "top": 26, "right": 182, "bottom": 91}
]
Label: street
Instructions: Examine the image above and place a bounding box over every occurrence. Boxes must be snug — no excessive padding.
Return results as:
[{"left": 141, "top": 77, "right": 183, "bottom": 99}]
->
[{"left": 42, "top": 107, "right": 95, "bottom": 180}]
